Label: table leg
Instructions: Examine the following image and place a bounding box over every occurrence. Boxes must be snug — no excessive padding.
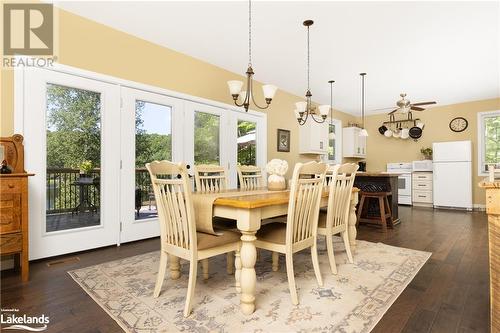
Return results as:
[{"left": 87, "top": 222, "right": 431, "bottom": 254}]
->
[
  {"left": 348, "top": 191, "right": 359, "bottom": 251},
  {"left": 239, "top": 230, "right": 257, "bottom": 315},
  {"left": 168, "top": 254, "right": 181, "bottom": 280}
]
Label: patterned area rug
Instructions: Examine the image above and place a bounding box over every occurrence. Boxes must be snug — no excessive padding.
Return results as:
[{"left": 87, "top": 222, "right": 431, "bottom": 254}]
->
[{"left": 69, "top": 239, "right": 431, "bottom": 333}]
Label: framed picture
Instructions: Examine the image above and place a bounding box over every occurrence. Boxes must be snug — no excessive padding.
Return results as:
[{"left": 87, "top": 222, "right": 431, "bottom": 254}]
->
[{"left": 277, "top": 129, "right": 290, "bottom": 152}]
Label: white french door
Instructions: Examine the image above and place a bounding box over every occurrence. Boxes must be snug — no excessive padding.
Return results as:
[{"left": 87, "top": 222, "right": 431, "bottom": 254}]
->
[
  {"left": 22, "top": 67, "right": 120, "bottom": 260},
  {"left": 119, "top": 87, "right": 184, "bottom": 243}
]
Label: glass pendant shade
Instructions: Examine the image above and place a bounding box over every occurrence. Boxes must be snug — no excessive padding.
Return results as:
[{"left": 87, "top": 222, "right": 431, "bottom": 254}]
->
[
  {"left": 262, "top": 84, "right": 278, "bottom": 99},
  {"left": 329, "top": 132, "right": 336, "bottom": 140},
  {"left": 294, "top": 109, "right": 300, "bottom": 119},
  {"left": 295, "top": 101, "right": 307, "bottom": 113},
  {"left": 227, "top": 80, "right": 243, "bottom": 95},
  {"left": 239, "top": 91, "right": 248, "bottom": 102},
  {"left": 359, "top": 128, "right": 369, "bottom": 137},
  {"left": 318, "top": 105, "right": 330, "bottom": 117}
]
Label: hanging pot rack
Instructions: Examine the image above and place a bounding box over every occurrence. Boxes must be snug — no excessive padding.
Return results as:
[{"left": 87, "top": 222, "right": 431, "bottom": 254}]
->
[{"left": 383, "top": 112, "right": 420, "bottom": 125}]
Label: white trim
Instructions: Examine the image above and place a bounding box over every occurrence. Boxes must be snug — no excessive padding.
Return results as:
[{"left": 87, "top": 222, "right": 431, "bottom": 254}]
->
[
  {"left": 14, "top": 66, "right": 24, "bottom": 135},
  {"left": 477, "top": 110, "right": 500, "bottom": 176}
]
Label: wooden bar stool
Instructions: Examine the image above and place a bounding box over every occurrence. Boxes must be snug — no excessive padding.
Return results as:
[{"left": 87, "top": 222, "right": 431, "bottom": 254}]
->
[{"left": 356, "top": 191, "right": 393, "bottom": 232}]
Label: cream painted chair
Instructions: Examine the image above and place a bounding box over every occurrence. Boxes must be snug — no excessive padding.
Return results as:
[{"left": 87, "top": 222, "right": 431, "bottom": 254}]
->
[
  {"left": 146, "top": 161, "right": 241, "bottom": 317},
  {"left": 237, "top": 165, "right": 263, "bottom": 190},
  {"left": 318, "top": 163, "right": 359, "bottom": 274},
  {"left": 255, "top": 161, "right": 327, "bottom": 305},
  {"left": 194, "top": 164, "right": 228, "bottom": 193}
]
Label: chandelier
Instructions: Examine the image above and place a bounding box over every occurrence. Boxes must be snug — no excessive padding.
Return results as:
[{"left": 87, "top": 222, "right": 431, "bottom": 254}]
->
[
  {"left": 227, "top": 0, "right": 278, "bottom": 112},
  {"left": 295, "top": 20, "right": 330, "bottom": 126}
]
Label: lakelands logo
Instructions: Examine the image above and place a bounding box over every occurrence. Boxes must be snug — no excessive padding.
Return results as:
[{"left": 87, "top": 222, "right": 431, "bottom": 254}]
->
[
  {"left": 1, "top": 308, "right": 49, "bottom": 332},
  {"left": 2, "top": 3, "right": 56, "bottom": 67}
]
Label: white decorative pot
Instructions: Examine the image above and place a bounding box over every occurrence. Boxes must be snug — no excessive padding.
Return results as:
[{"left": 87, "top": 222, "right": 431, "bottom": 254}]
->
[{"left": 268, "top": 174, "right": 286, "bottom": 191}]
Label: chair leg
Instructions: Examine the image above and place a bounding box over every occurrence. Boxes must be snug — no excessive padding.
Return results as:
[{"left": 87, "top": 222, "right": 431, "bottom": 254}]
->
[
  {"left": 379, "top": 196, "right": 387, "bottom": 232},
  {"left": 235, "top": 245, "right": 241, "bottom": 293},
  {"left": 272, "top": 252, "right": 279, "bottom": 272},
  {"left": 326, "top": 234, "right": 338, "bottom": 275},
  {"left": 385, "top": 196, "right": 394, "bottom": 228},
  {"left": 201, "top": 259, "right": 209, "bottom": 280},
  {"left": 311, "top": 240, "right": 323, "bottom": 287},
  {"left": 342, "top": 231, "right": 354, "bottom": 264},
  {"left": 356, "top": 195, "right": 366, "bottom": 225},
  {"left": 184, "top": 260, "right": 198, "bottom": 317},
  {"left": 153, "top": 251, "right": 168, "bottom": 298},
  {"left": 168, "top": 254, "right": 181, "bottom": 280},
  {"left": 285, "top": 253, "right": 299, "bottom": 305},
  {"left": 226, "top": 252, "right": 234, "bottom": 274}
]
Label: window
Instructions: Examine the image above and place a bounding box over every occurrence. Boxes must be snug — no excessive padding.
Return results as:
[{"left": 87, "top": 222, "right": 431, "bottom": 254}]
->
[
  {"left": 326, "top": 119, "right": 342, "bottom": 164},
  {"left": 478, "top": 110, "right": 500, "bottom": 175},
  {"left": 237, "top": 120, "right": 257, "bottom": 166}
]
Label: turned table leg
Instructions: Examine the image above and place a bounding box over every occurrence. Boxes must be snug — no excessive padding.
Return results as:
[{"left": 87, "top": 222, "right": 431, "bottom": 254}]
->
[
  {"left": 348, "top": 190, "right": 359, "bottom": 251},
  {"left": 168, "top": 254, "right": 181, "bottom": 280}
]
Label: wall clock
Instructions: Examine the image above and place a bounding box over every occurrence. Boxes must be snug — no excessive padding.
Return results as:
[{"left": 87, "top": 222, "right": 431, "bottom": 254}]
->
[{"left": 449, "top": 117, "right": 468, "bottom": 132}]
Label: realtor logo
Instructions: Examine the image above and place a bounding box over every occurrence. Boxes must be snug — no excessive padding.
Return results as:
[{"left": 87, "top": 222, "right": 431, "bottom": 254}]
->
[{"left": 3, "top": 3, "right": 53, "bottom": 55}]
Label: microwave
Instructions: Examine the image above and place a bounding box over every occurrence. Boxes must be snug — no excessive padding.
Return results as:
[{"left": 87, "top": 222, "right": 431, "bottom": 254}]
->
[{"left": 412, "top": 160, "right": 433, "bottom": 172}]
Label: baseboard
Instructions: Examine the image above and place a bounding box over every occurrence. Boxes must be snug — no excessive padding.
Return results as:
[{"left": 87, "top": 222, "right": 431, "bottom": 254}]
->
[{"left": 473, "top": 204, "right": 486, "bottom": 211}]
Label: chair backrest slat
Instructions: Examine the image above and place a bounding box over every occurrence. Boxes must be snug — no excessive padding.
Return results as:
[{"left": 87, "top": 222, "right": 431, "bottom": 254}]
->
[
  {"left": 237, "top": 165, "right": 263, "bottom": 190},
  {"left": 325, "top": 163, "right": 359, "bottom": 230},
  {"left": 286, "top": 162, "right": 327, "bottom": 245},
  {"left": 147, "top": 161, "right": 197, "bottom": 252},
  {"left": 194, "top": 164, "right": 228, "bottom": 193}
]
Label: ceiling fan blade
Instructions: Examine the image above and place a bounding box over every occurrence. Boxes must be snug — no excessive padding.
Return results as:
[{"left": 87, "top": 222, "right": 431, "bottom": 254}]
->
[
  {"left": 388, "top": 108, "right": 399, "bottom": 114},
  {"left": 370, "top": 106, "right": 396, "bottom": 111},
  {"left": 411, "top": 106, "right": 425, "bottom": 111},
  {"left": 411, "top": 101, "right": 437, "bottom": 106}
]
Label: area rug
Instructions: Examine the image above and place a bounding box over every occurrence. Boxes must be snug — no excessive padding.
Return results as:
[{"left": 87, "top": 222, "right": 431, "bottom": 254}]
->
[{"left": 69, "top": 239, "right": 431, "bottom": 333}]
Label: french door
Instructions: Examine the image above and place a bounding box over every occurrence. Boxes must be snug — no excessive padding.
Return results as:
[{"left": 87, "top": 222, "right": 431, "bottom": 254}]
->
[
  {"left": 19, "top": 65, "right": 267, "bottom": 258},
  {"left": 119, "top": 88, "right": 183, "bottom": 243},
  {"left": 23, "top": 68, "right": 120, "bottom": 260}
]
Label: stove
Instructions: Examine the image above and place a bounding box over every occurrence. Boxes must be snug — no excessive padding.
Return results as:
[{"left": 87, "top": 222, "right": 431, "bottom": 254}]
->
[{"left": 387, "top": 163, "right": 413, "bottom": 205}]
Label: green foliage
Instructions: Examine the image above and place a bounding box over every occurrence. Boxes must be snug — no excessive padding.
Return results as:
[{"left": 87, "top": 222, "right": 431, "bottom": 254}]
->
[
  {"left": 237, "top": 121, "right": 256, "bottom": 166},
  {"left": 420, "top": 147, "right": 433, "bottom": 157},
  {"left": 485, "top": 116, "right": 500, "bottom": 164},
  {"left": 194, "top": 112, "right": 220, "bottom": 164},
  {"left": 79, "top": 160, "right": 93, "bottom": 174}
]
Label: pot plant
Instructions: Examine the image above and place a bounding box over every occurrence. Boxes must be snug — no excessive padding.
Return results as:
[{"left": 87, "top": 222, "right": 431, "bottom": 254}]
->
[
  {"left": 79, "top": 160, "right": 94, "bottom": 180},
  {"left": 420, "top": 147, "right": 433, "bottom": 160}
]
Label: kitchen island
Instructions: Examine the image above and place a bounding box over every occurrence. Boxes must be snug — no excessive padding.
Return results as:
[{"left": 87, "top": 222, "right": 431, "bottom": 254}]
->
[{"left": 355, "top": 172, "right": 400, "bottom": 224}]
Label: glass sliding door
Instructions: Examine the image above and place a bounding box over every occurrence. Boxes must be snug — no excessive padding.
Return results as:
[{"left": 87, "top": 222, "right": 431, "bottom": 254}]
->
[
  {"left": 23, "top": 68, "right": 120, "bottom": 260},
  {"left": 237, "top": 120, "right": 257, "bottom": 166},
  {"left": 194, "top": 111, "right": 221, "bottom": 165},
  {"left": 120, "top": 88, "right": 183, "bottom": 243}
]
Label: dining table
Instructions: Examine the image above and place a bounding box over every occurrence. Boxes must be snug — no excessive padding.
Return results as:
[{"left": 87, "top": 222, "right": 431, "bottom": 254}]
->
[{"left": 187, "top": 187, "right": 360, "bottom": 315}]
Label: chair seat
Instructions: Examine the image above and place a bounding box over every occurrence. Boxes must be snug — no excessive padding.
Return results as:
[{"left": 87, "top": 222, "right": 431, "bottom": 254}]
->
[
  {"left": 256, "top": 223, "right": 287, "bottom": 244},
  {"left": 197, "top": 230, "right": 241, "bottom": 250}
]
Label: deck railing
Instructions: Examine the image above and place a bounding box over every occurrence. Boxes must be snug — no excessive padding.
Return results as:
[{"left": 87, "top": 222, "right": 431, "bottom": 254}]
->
[{"left": 46, "top": 168, "right": 152, "bottom": 214}]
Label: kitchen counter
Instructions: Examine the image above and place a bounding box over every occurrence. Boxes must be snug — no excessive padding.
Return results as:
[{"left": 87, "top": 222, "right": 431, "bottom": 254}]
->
[{"left": 355, "top": 172, "right": 400, "bottom": 224}]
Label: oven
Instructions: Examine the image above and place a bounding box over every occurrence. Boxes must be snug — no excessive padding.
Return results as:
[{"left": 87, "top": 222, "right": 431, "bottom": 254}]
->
[{"left": 387, "top": 163, "right": 413, "bottom": 205}]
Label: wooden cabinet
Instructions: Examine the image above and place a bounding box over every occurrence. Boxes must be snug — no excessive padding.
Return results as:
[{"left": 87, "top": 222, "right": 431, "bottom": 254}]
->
[
  {"left": 299, "top": 120, "right": 328, "bottom": 154},
  {"left": 342, "top": 127, "right": 366, "bottom": 158},
  {"left": 412, "top": 171, "right": 433, "bottom": 207},
  {"left": 0, "top": 134, "right": 33, "bottom": 281}
]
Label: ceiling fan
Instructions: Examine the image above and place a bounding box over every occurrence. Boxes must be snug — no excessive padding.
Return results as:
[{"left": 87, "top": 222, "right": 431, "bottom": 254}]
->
[{"left": 387, "top": 93, "right": 436, "bottom": 114}]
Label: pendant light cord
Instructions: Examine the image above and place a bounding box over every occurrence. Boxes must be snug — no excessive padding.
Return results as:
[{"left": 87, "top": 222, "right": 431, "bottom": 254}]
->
[
  {"left": 248, "top": 0, "right": 252, "bottom": 67},
  {"left": 330, "top": 81, "right": 333, "bottom": 126},
  {"left": 307, "top": 25, "right": 310, "bottom": 91}
]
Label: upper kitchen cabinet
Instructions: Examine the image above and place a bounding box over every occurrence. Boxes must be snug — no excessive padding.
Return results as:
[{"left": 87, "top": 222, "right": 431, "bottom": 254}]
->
[
  {"left": 343, "top": 127, "right": 366, "bottom": 158},
  {"left": 299, "top": 120, "right": 328, "bottom": 154}
]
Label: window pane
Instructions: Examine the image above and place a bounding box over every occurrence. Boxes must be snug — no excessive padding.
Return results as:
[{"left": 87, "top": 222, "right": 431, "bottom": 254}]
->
[
  {"left": 46, "top": 84, "right": 101, "bottom": 232},
  {"left": 237, "top": 120, "right": 257, "bottom": 165},
  {"left": 484, "top": 115, "right": 500, "bottom": 170},
  {"left": 328, "top": 123, "right": 336, "bottom": 161},
  {"left": 194, "top": 112, "right": 220, "bottom": 165},
  {"left": 135, "top": 101, "right": 172, "bottom": 220}
]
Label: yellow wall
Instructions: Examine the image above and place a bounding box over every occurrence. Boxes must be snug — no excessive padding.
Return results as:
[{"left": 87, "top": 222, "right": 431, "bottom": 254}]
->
[
  {"left": 0, "top": 8, "right": 355, "bottom": 179},
  {"left": 363, "top": 98, "right": 500, "bottom": 205}
]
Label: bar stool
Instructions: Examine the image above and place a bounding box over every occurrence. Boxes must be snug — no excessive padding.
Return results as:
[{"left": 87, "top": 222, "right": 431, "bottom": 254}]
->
[{"left": 356, "top": 191, "right": 393, "bottom": 232}]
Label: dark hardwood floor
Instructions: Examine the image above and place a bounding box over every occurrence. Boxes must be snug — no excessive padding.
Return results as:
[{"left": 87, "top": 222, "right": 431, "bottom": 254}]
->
[{"left": 1, "top": 206, "right": 490, "bottom": 333}]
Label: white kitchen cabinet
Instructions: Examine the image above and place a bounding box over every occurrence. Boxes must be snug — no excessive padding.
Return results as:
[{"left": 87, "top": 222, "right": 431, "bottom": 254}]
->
[
  {"left": 299, "top": 120, "right": 328, "bottom": 154},
  {"left": 342, "top": 127, "right": 366, "bottom": 158},
  {"left": 412, "top": 171, "right": 433, "bottom": 207}
]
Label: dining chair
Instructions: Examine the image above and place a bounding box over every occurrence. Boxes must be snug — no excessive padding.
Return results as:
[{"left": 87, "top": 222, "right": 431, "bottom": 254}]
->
[
  {"left": 318, "top": 163, "right": 359, "bottom": 274},
  {"left": 146, "top": 161, "right": 241, "bottom": 317},
  {"left": 254, "top": 161, "right": 327, "bottom": 305},
  {"left": 194, "top": 164, "right": 228, "bottom": 193},
  {"left": 237, "top": 165, "right": 263, "bottom": 190}
]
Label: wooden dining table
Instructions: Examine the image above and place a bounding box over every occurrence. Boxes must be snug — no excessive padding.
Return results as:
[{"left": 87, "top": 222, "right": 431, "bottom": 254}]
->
[{"left": 207, "top": 187, "right": 360, "bottom": 315}]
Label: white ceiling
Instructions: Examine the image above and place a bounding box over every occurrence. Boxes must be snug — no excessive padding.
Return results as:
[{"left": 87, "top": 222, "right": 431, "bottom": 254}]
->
[{"left": 54, "top": 1, "right": 499, "bottom": 115}]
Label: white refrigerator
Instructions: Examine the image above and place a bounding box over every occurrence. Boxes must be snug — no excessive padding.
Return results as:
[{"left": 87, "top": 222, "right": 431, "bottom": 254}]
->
[{"left": 433, "top": 140, "right": 473, "bottom": 210}]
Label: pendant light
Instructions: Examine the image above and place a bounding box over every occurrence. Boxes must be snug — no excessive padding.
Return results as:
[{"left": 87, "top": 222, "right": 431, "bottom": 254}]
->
[
  {"left": 359, "top": 73, "right": 369, "bottom": 137},
  {"left": 294, "top": 20, "right": 330, "bottom": 125},
  {"left": 227, "top": 0, "right": 278, "bottom": 112}
]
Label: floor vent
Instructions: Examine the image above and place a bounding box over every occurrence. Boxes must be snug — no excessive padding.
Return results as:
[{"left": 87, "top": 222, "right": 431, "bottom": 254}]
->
[{"left": 46, "top": 256, "right": 80, "bottom": 267}]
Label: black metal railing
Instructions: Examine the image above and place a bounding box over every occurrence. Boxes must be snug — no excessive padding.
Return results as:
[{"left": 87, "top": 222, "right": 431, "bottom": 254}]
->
[{"left": 46, "top": 168, "right": 153, "bottom": 215}]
